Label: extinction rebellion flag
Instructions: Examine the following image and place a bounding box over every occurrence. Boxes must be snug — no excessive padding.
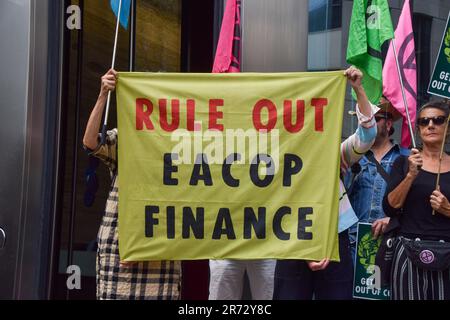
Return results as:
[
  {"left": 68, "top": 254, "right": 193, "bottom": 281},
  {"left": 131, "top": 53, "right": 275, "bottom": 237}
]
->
[
  {"left": 383, "top": 0, "right": 417, "bottom": 148},
  {"left": 347, "top": 0, "right": 394, "bottom": 104},
  {"left": 116, "top": 71, "right": 346, "bottom": 261},
  {"left": 213, "top": 0, "right": 242, "bottom": 73}
]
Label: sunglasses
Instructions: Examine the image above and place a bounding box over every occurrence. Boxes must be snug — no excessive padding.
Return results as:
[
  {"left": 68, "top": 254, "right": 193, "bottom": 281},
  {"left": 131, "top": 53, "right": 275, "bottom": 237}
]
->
[{"left": 417, "top": 116, "right": 447, "bottom": 127}]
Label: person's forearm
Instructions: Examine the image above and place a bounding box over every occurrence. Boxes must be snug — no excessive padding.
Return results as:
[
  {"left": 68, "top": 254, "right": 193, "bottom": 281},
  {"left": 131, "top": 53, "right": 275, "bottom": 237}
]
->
[
  {"left": 387, "top": 173, "right": 416, "bottom": 209},
  {"left": 340, "top": 109, "right": 376, "bottom": 170},
  {"left": 83, "top": 92, "right": 107, "bottom": 150},
  {"left": 340, "top": 129, "right": 375, "bottom": 170},
  {"left": 354, "top": 85, "right": 372, "bottom": 118}
]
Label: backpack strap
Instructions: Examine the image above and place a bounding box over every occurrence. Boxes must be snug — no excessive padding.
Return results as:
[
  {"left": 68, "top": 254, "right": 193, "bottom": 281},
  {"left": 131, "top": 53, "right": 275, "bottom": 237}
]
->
[{"left": 365, "top": 152, "right": 390, "bottom": 183}]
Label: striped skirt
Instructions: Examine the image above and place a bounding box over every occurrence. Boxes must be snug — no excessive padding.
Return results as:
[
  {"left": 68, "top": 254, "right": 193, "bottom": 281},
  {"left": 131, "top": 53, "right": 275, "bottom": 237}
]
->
[{"left": 390, "top": 237, "right": 450, "bottom": 300}]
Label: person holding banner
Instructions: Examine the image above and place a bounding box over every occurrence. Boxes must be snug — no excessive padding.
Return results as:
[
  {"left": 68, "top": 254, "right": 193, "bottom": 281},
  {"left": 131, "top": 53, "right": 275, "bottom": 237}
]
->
[
  {"left": 273, "top": 66, "right": 378, "bottom": 300},
  {"left": 83, "top": 69, "right": 181, "bottom": 300},
  {"left": 346, "top": 96, "right": 408, "bottom": 263},
  {"left": 383, "top": 100, "right": 450, "bottom": 300}
]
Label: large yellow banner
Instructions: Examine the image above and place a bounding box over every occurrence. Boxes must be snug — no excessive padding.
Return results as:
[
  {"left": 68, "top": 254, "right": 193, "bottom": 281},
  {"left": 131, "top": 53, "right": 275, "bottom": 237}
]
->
[{"left": 116, "top": 71, "right": 346, "bottom": 261}]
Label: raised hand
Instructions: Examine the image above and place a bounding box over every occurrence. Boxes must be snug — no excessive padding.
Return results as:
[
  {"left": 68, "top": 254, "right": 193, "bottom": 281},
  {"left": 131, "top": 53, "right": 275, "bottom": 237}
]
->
[{"left": 100, "top": 68, "right": 118, "bottom": 96}]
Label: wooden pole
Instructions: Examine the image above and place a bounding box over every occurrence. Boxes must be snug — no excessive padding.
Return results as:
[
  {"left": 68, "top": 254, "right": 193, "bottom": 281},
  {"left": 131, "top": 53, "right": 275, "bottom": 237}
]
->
[
  {"left": 433, "top": 101, "right": 450, "bottom": 215},
  {"left": 392, "top": 38, "right": 416, "bottom": 148}
]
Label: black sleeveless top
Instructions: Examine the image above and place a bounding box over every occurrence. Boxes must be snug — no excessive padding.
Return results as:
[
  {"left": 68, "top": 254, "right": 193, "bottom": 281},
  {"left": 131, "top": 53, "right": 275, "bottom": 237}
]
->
[{"left": 383, "top": 156, "right": 450, "bottom": 241}]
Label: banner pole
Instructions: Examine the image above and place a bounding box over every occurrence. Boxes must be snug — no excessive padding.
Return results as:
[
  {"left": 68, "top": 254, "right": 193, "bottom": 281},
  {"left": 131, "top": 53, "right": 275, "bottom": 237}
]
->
[
  {"left": 101, "top": 0, "right": 122, "bottom": 145},
  {"left": 391, "top": 38, "right": 416, "bottom": 148},
  {"left": 432, "top": 103, "right": 450, "bottom": 215},
  {"left": 432, "top": 115, "right": 450, "bottom": 215}
]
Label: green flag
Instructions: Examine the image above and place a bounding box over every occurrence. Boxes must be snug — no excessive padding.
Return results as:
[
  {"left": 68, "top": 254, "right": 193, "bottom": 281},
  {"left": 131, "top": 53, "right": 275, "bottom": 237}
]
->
[{"left": 346, "top": 0, "right": 394, "bottom": 104}]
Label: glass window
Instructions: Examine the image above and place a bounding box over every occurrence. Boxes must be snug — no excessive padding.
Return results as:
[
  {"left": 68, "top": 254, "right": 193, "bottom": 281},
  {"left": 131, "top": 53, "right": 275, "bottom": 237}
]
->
[
  {"left": 413, "top": 13, "right": 433, "bottom": 108},
  {"left": 135, "top": 0, "right": 182, "bottom": 72},
  {"left": 309, "top": 0, "right": 342, "bottom": 33}
]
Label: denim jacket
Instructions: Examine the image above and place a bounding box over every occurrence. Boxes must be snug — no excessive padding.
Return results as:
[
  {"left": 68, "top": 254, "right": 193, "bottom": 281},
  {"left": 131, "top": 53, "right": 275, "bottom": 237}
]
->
[
  {"left": 345, "top": 143, "right": 409, "bottom": 236},
  {"left": 337, "top": 104, "right": 377, "bottom": 233}
]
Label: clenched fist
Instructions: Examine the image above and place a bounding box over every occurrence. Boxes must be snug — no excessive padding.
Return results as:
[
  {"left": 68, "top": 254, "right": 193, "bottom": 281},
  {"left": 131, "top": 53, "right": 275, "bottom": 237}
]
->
[
  {"left": 344, "top": 66, "right": 363, "bottom": 91},
  {"left": 100, "top": 68, "right": 118, "bottom": 97},
  {"left": 430, "top": 186, "right": 450, "bottom": 217},
  {"left": 407, "top": 148, "right": 423, "bottom": 178}
]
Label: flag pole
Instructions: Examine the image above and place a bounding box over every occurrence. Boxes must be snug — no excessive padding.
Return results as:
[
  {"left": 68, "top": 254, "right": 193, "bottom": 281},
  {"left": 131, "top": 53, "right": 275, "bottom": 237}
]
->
[
  {"left": 391, "top": 38, "right": 416, "bottom": 148},
  {"left": 432, "top": 101, "right": 450, "bottom": 215},
  {"left": 101, "top": 0, "right": 122, "bottom": 145},
  {"left": 432, "top": 114, "right": 450, "bottom": 215}
]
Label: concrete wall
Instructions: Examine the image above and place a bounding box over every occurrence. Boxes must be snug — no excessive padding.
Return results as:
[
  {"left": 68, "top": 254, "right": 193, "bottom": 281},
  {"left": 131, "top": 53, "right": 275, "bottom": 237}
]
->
[{"left": 242, "top": 0, "right": 309, "bottom": 72}]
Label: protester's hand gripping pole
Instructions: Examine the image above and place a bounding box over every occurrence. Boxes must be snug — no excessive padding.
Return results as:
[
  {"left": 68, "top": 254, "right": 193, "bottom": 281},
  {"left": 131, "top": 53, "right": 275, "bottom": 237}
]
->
[
  {"left": 392, "top": 38, "right": 416, "bottom": 149},
  {"left": 432, "top": 113, "right": 450, "bottom": 215},
  {"left": 101, "top": 0, "right": 122, "bottom": 145}
]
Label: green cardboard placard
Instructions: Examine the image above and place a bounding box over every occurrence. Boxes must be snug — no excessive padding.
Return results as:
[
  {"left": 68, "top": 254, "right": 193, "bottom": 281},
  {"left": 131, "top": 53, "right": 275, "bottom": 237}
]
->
[
  {"left": 353, "top": 223, "right": 390, "bottom": 300},
  {"left": 428, "top": 12, "right": 450, "bottom": 99}
]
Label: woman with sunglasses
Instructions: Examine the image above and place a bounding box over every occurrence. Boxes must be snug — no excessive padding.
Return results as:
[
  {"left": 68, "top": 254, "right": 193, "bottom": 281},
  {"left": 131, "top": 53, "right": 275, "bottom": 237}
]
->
[{"left": 383, "top": 100, "right": 450, "bottom": 300}]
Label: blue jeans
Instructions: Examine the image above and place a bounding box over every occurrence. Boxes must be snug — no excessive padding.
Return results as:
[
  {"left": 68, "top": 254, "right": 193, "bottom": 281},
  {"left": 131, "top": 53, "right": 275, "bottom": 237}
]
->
[{"left": 273, "top": 232, "right": 354, "bottom": 300}]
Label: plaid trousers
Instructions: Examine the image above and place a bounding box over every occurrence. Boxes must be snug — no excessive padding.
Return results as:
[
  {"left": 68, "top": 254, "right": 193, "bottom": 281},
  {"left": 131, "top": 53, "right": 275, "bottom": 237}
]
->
[{"left": 89, "top": 129, "right": 181, "bottom": 300}]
